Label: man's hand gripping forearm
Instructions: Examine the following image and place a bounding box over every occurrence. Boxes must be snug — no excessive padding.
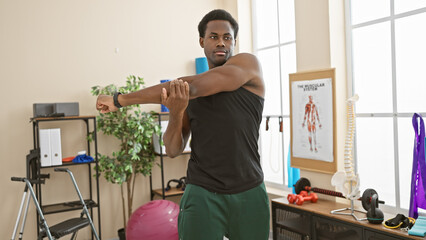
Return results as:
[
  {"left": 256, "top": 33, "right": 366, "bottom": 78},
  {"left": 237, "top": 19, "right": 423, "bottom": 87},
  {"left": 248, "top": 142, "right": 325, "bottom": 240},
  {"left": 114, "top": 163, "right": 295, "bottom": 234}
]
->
[{"left": 161, "top": 79, "right": 191, "bottom": 158}]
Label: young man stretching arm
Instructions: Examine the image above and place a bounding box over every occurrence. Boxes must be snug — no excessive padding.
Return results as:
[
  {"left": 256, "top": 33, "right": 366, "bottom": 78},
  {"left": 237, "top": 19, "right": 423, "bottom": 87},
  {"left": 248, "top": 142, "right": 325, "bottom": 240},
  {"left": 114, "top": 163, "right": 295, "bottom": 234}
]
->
[{"left": 96, "top": 9, "right": 269, "bottom": 240}]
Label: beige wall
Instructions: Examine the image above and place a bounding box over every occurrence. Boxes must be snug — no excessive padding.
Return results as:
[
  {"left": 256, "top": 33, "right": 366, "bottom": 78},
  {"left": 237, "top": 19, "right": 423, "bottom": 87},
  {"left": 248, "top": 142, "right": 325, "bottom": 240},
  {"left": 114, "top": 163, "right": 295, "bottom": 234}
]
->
[
  {"left": 0, "top": 0, "right": 244, "bottom": 238},
  {"left": 294, "top": 0, "right": 347, "bottom": 196}
]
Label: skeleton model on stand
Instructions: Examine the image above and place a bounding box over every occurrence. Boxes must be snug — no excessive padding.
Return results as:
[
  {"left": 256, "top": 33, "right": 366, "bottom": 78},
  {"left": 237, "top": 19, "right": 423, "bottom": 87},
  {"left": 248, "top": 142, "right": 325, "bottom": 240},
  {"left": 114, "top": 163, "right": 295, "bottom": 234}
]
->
[{"left": 330, "top": 94, "right": 366, "bottom": 220}]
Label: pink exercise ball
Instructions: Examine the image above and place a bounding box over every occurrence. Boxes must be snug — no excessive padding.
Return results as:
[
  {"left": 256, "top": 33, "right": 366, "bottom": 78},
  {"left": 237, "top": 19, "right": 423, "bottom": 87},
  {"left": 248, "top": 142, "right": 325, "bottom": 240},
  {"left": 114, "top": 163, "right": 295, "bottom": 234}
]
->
[{"left": 126, "top": 200, "right": 179, "bottom": 240}]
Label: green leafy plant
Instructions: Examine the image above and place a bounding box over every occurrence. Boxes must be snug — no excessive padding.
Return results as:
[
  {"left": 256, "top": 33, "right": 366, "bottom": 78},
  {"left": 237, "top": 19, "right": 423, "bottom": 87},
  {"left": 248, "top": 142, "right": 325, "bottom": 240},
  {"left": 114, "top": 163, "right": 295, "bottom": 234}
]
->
[{"left": 91, "top": 75, "right": 161, "bottom": 229}]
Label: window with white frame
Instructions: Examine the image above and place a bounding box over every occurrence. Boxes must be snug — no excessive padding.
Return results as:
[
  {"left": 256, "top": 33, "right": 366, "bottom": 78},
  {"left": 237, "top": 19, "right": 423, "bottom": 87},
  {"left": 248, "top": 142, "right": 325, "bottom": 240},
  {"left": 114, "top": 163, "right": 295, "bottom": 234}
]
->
[
  {"left": 252, "top": 0, "right": 297, "bottom": 187},
  {"left": 346, "top": 0, "right": 426, "bottom": 212}
]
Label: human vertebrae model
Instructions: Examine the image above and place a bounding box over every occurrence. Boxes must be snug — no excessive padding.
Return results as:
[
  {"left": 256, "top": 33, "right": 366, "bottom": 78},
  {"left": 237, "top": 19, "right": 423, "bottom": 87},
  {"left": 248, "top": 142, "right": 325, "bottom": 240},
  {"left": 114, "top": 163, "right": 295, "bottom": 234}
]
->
[{"left": 331, "top": 95, "right": 360, "bottom": 200}]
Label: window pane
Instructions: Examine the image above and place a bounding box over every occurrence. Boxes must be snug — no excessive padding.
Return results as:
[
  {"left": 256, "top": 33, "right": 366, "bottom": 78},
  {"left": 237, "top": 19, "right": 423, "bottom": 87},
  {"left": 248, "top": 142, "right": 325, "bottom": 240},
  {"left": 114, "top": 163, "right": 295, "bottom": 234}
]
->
[
  {"left": 356, "top": 117, "right": 395, "bottom": 206},
  {"left": 280, "top": 43, "right": 296, "bottom": 115},
  {"left": 254, "top": 0, "right": 279, "bottom": 49},
  {"left": 395, "top": 0, "right": 426, "bottom": 15},
  {"left": 395, "top": 13, "right": 426, "bottom": 113},
  {"left": 352, "top": 22, "right": 392, "bottom": 113},
  {"left": 398, "top": 117, "right": 416, "bottom": 210},
  {"left": 278, "top": 0, "right": 295, "bottom": 43},
  {"left": 258, "top": 48, "right": 281, "bottom": 116},
  {"left": 260, "top": 117, "right": 284, "bottom": 184},
  {"left": 350, "top": 0, "right": 390, "bottom": 25}
]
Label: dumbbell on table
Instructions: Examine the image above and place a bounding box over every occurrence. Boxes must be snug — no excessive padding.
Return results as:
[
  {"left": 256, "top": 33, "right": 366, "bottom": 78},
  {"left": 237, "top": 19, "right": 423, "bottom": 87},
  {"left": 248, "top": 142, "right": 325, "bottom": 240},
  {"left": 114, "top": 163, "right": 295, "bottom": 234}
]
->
[
  {"left": 294, "top": 177, "right": 385, "bottom": 210},
  {"left": 287, "top": 191, "right": 319, "bottom": 205}
]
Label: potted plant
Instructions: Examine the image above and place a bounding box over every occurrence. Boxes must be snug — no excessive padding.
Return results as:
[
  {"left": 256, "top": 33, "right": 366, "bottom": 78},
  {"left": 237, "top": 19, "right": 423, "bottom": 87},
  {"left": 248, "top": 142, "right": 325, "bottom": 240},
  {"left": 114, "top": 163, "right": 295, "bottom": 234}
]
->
[{"left": 91, "top": 75, "right": 161, "bottom": 239}]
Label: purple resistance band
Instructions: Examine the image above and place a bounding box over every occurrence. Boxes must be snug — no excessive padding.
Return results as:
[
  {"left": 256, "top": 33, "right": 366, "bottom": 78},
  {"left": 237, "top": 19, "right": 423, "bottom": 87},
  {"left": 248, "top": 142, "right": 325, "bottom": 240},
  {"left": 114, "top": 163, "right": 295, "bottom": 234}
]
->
[{"left": 409, "top": 113, "right": 426, "bottom": 218}]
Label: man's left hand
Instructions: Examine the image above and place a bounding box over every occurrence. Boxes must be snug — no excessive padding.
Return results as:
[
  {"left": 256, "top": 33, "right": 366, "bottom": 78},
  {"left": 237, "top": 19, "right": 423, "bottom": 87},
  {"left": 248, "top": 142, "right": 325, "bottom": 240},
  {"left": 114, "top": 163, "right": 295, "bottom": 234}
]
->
[{"left": 161, "top": 79, "right": 189, "bottom": 116}]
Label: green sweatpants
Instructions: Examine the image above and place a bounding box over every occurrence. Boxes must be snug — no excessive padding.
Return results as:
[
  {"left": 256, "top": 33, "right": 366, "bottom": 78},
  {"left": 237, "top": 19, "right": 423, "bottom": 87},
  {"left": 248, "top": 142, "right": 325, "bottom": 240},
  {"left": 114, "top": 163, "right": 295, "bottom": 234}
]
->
[{"left": 178, "top": 183, "right": 270, "bottom": 240}]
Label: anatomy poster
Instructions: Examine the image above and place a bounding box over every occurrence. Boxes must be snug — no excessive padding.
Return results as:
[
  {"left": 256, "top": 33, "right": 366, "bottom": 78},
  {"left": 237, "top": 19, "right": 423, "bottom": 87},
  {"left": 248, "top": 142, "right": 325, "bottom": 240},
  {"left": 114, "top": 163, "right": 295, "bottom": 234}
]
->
[{"left": 291, "top": 78, "right": 333, "bottom": 162}]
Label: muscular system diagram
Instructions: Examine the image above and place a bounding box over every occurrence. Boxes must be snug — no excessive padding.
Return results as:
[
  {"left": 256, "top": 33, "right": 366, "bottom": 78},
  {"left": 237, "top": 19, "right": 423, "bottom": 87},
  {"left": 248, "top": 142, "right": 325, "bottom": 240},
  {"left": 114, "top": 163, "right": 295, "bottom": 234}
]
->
[{"left": 302, "top": 95, "right": 322, "bottom": 152}]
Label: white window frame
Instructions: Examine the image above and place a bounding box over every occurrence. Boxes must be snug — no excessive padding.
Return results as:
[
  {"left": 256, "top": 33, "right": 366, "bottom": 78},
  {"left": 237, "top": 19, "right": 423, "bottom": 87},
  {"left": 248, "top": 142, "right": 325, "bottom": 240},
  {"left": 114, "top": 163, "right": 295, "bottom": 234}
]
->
[
  {"left": 345, "top": 0, "right": 426, "bottom": 213},
  {"left": 252, "top": 0, "right": 296, "bottom": 190}
]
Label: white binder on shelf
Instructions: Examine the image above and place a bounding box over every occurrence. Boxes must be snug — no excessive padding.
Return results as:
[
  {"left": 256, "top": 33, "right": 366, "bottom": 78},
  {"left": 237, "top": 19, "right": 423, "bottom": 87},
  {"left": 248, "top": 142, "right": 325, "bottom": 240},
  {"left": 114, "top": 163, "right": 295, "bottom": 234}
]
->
[
  {"left": 50, "top": 128, "right": 62, "bottom": 166},
  {"left": 153, "top": 121, "right": 167, "bottom": 155},
  {"left": 39, "top": 128, "right": 63, "bottom": 166},
  {"left": 153, "top": 120, "right": 191, "bottom": 155},
  {"left": 39, "top": 129, "right": 51, "bottom": 167}
]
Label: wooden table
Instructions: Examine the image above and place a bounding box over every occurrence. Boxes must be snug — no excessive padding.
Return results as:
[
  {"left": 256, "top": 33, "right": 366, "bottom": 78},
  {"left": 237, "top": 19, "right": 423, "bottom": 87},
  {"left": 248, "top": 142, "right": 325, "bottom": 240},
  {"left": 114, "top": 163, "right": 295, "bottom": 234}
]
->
[{"left": 272, "top": 197, "right": 424, "bottom": 240}]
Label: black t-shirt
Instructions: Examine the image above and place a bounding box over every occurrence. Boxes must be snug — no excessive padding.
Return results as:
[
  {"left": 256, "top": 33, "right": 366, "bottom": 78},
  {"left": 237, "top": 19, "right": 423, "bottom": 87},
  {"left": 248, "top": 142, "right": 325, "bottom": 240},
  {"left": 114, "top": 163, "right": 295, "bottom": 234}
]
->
[{"left": 186, "top": 87, "right": 264, "bottom": 194}]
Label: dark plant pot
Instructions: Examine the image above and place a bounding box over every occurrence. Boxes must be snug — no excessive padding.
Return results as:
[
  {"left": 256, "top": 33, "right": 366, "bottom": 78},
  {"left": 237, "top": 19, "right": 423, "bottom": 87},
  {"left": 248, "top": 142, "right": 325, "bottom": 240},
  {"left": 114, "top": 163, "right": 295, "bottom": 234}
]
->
[{"left": 118, "top": 228, "right": 126, "bottom": 240}]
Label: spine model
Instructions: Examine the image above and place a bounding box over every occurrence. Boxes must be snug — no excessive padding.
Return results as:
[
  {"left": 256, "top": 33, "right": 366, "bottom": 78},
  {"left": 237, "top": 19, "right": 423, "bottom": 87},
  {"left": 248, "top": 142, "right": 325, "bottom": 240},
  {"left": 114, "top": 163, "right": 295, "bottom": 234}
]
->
[
  {"left": 344, "top": 95, "right": 358, "bottom": 181},
  {"left": 331, "top": 95, "right": 360, "bottom": 200}
]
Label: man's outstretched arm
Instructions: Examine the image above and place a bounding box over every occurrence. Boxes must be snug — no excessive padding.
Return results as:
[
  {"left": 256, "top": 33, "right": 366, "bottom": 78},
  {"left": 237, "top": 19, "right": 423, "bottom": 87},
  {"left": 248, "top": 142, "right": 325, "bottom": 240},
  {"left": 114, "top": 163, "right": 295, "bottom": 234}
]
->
[
  {"left": 96, "top": 53, "right": 263, "bottom": 113},
  {"left": 182, "top": 53, "right": 264, "bottom": 99}
]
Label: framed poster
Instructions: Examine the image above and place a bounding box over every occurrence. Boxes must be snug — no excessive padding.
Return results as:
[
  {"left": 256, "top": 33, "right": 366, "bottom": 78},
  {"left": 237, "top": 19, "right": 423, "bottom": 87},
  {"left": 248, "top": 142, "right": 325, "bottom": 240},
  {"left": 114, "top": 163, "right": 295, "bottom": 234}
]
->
[{"left": 289, "top": 68, "right": 337, "bottom": 174}]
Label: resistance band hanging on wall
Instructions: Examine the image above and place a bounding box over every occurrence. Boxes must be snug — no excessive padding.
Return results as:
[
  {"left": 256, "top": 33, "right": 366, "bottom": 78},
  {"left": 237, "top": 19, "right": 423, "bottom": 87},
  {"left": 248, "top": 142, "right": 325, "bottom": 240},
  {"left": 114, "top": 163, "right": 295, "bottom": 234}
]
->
[
  {"left": 265, "top": 116, "right": 280, "bottom": 174},
  {"left": 264, "top": 115, "right": 300, "bottom": 192},
  {"left": 409, "top": 113, "right": 426, "bottom": 219}
]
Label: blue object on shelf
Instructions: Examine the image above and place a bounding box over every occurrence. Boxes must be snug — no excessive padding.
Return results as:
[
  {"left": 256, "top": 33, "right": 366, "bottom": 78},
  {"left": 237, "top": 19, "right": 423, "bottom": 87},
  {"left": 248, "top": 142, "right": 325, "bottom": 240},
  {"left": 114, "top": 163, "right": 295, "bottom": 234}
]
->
[
  {"left": 160, "top": 80, "right": 170, "bottom": 112},
  {"left": 195, "top": 57, "right": 209, "bottom": 74},
  {"left": 287, "top": 144, "right": 300, "bottom": 194},
  {"left": 408, "top": 216, "right": 426, "bottom": 237},
  {"left": 72, "top": 154, "right": 94, "bottom": 163}
]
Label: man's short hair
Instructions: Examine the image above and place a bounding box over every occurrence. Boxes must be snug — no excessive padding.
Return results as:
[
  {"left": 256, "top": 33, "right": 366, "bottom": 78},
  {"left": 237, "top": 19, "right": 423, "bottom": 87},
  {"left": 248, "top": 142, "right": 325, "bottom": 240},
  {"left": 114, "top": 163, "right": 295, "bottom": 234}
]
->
[{"left": 198, "top": 9, "right": 239, "bottom": 39}]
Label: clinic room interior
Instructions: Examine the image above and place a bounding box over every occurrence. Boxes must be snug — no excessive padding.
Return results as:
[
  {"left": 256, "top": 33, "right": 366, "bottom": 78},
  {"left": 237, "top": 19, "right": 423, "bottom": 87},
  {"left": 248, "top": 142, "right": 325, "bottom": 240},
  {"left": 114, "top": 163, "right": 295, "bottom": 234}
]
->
[{"left": 2, "top": 0, "right": 426, "bottom": 239}]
